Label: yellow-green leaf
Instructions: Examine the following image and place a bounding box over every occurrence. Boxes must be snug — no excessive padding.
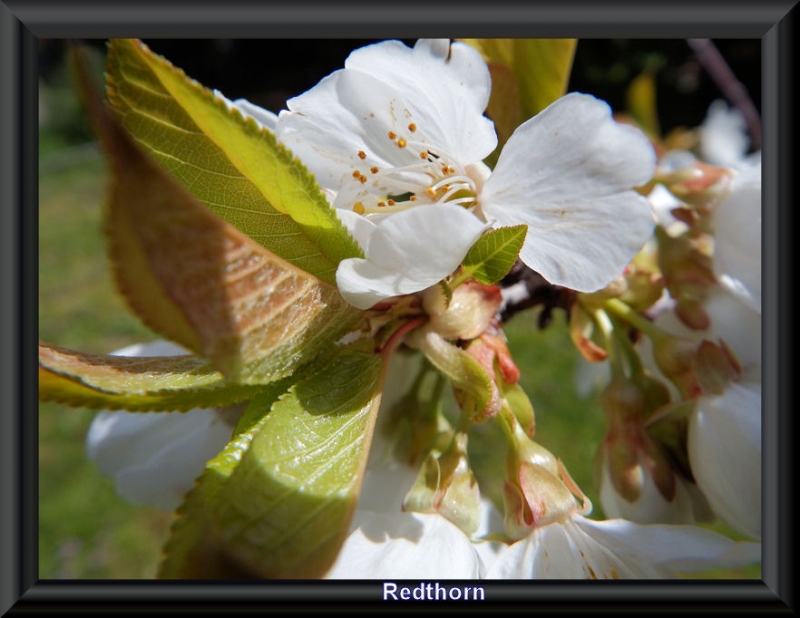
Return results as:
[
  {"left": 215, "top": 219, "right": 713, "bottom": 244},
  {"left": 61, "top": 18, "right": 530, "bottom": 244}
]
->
[
  {"left": 38, "top": 343, "right": 263, "bottom": 411},
  {"left": 626, "top": 70, "right": 662, "bottom": 140},
  {"left": 159, "top": 342, "right": 386, "bottom": 578},
  {"left": 105, "top": 39, "right": 362, "bottom": 283},
  {"left": 71, "top": 44, "right": 363, "bottom": 384},
  {"left": 461, "top": 225, "right": 527, "bottom": 284}
]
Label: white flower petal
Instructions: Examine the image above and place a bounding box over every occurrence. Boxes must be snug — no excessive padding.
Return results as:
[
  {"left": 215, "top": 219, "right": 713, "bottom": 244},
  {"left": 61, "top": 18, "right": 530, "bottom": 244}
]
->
[
  {"left": 343, "top": 39, "right": 496, "bottom": 164},
  {"left": 648, "top": 285, "right": 761, "bottom": 380},
  {"left": 486, "top": 518, "right": 663, "bottom": 579},
  {"left": 648, "top": 183, "right": 690, "bottom": 236},
  {"left": 335, "top": 207, "right": 376, "bottom": 251},
  {"left": 689, "top": 382, "right": 762, "bottom": 540},
  {"left": 325, "top": 510, "right": 486, "bottom": 579},
  {"left": 85, "top": 341, "right": 238, "bottom": 511},
  {"left": 702, "top": 285, "right": 761, "bottom": 377},
  {"left": 231, "top": 99, "right": 278, "bottom": 131},
  {"left": 659, "top": 149, "right": 700, "bottom": 173},
  {"left": 87, "top": 408, "right": 235, "bottom": 510},
  {"left": 277, "top": 71, "right": 383, "bottom": 192},
  {"left": 212, "top": 90, "right": 278, "bottom": 131},
  {"left": 713, "top": 169, "right": 762, "bottom": 309},
  {"left": 575, "top": 516, "right": 761, "bottom": 572},
  {"left": 324, "top": 463, "right": 502, "bottom": 579},
  {"left": 700, "top": 100, "right": 749, "bottom": 168},
  {"left": 481, "top": 93, "right": 656, "bottom": 292},
  {"left": 487, "top": 513, "right": 759, "bottom": 579},
  {"left": 277, "top": 39, "right": 496, "bottom": 204},
  {"left": 335, "top": 204, "right": 487, "bottom": 309}
]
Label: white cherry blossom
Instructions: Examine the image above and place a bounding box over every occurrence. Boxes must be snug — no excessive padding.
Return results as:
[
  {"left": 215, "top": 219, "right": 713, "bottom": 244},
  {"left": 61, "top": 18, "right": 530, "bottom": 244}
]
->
[
  {"left": 275, "top": 39, "right": 656, "bottom": 308},
  {"left": 638, "top": 286, "right": 762, "bottom": 539}
]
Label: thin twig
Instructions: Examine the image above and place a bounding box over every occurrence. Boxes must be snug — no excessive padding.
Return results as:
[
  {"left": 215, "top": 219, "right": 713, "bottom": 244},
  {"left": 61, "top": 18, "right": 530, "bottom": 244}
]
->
[{"left": 687, "top": 38, "right": 761, "bottom": 150}]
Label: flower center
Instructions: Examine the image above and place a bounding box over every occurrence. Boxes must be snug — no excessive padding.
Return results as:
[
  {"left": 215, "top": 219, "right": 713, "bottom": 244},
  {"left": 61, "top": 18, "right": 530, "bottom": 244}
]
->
[{"left": 348, "top": 127, "right": 482, "bottom": 216}]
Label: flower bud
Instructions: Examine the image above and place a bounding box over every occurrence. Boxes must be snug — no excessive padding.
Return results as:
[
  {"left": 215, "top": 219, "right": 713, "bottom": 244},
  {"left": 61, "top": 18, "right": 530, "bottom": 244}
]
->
[
  {"left": 402, "top": 432, "right": 482, "bottom": 536},
  {"left": 596, "top": 440, "right": 708, "bottom": 525},
  {"left": 423, "top": 281, "right": 502, "bottom": 341},
  {"left": 501, "top": 421, "right": 580, "bottom": 540},
  {"left": 503, "top": 462, "right": 579, "bottom": 541},
  {"left": 651, "top": 334, "right": 701, "bottom": 399}
]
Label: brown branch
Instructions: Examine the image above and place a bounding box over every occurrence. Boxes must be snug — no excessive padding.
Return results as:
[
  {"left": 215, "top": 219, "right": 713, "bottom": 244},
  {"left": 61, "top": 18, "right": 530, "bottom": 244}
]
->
[
  {"left": 499, "top": 261, "right": 576, "bottom": 327},
  {"left": 687, "top": 38, "right": 761, "bottom": 151}
]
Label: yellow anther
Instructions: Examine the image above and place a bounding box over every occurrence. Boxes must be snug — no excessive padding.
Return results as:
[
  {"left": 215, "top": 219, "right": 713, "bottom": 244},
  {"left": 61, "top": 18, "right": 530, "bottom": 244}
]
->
[
  {"left": 357, "top": 150, "right": 367, "bottom": 160},
  {"left": 370, "top": 166, "right": 379, "bottom": 174},
  {"left": 397, "top": 138, "right": 407, "bottom": 148},
  {"left": 353, "top": 201, "right": 366, "bottom": 214},
  {"left": 388, "top": 131, "right": 397, "bottom": 140},
  {"left": 408, "top": 123, "right": 417, "bottom": 132}
]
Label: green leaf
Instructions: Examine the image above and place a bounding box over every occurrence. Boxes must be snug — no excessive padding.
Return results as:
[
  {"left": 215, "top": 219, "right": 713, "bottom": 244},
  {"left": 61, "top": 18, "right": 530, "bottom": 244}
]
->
[
  {"left": 463, "top": 39, "right": 577, "bottom": 159},
  {"left": 38, "top": 343, "right": 263, "bottom": 411},
  {"left": 157, "top": 393, "right": 277, "bottom": 578},
  {"left": 105, "top": 39, "right": 362, "bottom": 284},
  {"left": 159, "top": 342, "right": 387, "bottom": 578},
  {"left": 71, "top": 44, "right": 363, "bottom": 384},
  {"left": 461, "top": 225, "right": 527, "bottom": 284},
  {"left": 626, "top": 70, "right": 662, "bottom": 141}
]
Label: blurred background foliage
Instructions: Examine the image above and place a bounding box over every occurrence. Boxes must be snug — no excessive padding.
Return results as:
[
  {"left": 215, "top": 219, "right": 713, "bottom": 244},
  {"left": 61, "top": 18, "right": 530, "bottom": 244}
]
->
[{"left": 39, "top": 38, "right": 761, "bottom": 579}]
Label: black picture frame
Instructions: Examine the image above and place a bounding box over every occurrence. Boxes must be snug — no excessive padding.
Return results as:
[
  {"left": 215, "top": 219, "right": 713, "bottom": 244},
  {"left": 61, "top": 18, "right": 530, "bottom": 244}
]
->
[{"left": 3, "top": 0, "right": 796, "bottom": 613}]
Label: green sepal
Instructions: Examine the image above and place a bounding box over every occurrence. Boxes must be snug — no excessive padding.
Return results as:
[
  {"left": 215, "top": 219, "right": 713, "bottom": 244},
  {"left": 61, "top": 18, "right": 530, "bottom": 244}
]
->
[
  {"left": 105, "top": 39, "right": 362, "bottom": 284},
  {"left": 159, "top": 341, "right": 386, "bottom": 579},
  {"left": 501, "top": 381, "right": 536, "bottom": 438},
  {"left": 38, "top": 342, "right": 262, "bottom": 411},
  {"left": 646, "top": 400, "right": 696, "bottom": 482},
  {"left": 461, "top": 225, "right": 527, "bottom": 285},
  {"left": 410, "top": 330, "right": 500, "bottom": 422}
]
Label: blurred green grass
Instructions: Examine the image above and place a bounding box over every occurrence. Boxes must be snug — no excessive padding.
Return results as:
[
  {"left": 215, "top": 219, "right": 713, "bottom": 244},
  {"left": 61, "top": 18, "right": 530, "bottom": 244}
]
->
[
  {"left": 38, "top": 59, "right": 759, "bottom": 580},
  {"left": 39, "top": 148, "right": 173, "bottom": 579}
]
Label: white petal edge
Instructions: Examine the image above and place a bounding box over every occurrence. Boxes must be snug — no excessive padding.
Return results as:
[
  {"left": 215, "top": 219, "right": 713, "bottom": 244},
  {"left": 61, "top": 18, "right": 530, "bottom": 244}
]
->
[
  {"left": 700, "top": 100, "right": 749, "bottom": 168},
  {"left": 481, "top": 93, "right": 656, "bottom": 292},
  {"left": 486, "top": 514, "right": 759, "bottom": 579},
  {"left": 713, "top": 169, "right": 762, "bottom": 309},
  {"left": 574, "top": 516, "right": 761, "bottom": 572},
  {"left": 335, "top": 204, "right": 488, "bottom": 309},
  {"left": 689, "top": 382, "right": 762, "bottom": 540}
]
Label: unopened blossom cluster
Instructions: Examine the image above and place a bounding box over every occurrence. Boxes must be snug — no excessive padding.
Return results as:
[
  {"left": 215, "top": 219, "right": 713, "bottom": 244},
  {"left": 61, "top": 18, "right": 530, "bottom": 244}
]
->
[{"left": 85, "top": 39, "right": 761, "bottom": 578}]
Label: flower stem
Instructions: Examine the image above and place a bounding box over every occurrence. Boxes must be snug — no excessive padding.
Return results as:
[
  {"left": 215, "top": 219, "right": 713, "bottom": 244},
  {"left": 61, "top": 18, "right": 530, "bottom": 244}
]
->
[{"left": 603, "top": 298, "right": 666, "bottom": 342}]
